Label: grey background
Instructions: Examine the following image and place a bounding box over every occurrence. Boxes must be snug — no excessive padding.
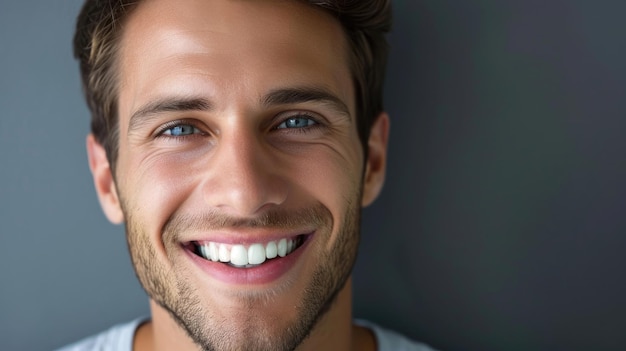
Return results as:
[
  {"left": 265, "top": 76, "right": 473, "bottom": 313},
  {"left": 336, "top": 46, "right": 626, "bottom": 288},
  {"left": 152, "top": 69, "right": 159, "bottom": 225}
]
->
[{"left": 1, "top": 1, "right": 625, "bottom": 350}]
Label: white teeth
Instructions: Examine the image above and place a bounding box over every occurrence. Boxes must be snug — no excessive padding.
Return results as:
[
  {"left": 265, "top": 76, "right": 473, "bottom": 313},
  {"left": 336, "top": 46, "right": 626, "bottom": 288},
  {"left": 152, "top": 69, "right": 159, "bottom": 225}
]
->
[
  {"left": 219, "top": 244, "right": 230, "bottom": 262},
  {"left": 230, "top": 245, "right": 248, "bottom": 266},
  {"left": 265, "top": 241, "right": 277, "bottom": 259},
  {"left": 196, "top": 237, "right": 301, "bottom": 267},
  {"left": 248, "top": 244, "right": 266, "bottom": 265},
  {"left": 277, "top": 238, "right": 287, "bottom": 257},
  {"left": 209, "top": 242, "right": 218, "bottom": 262},
  {"left": 199, "top": 245, "right": 208, "bottom": 259}
]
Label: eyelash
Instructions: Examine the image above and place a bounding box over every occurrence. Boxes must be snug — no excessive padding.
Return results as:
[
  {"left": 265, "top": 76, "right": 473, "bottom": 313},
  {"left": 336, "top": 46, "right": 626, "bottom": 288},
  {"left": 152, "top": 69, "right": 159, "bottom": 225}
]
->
[
  {"left": 273, "top": 112, "right": 325, "bottom": 134},
  {"left": 154, "top": 112, "right": 325, "bottom": 140},
  {"left": 154, "top": 119, "right": 205, "bottom": 140}
]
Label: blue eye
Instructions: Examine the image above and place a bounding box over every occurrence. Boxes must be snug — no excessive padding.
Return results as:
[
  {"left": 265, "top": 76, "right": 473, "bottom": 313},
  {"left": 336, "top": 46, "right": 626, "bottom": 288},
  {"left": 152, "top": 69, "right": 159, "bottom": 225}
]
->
[
  {"left": 277, "top": 116, "right": 317, "bottom": 129},
  {"left": 162, "top": 124, "right": 200, "bottom": 136}
]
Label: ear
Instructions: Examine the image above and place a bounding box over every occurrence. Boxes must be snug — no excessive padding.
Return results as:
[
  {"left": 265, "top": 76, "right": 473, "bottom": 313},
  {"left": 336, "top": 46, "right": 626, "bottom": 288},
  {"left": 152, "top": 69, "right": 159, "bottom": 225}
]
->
[
  {"left": 86, "top": 134, "right": 124, "bottom": 224},
  {"left": 361, "top": 112, "right": 390, "bottom": 207}
]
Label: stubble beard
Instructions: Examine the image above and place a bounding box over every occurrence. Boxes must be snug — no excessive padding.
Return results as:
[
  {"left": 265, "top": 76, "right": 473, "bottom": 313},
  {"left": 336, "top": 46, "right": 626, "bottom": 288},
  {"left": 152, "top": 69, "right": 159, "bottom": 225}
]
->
[{"left": 123, "top": 198, "right": 361, "bottom": 351}]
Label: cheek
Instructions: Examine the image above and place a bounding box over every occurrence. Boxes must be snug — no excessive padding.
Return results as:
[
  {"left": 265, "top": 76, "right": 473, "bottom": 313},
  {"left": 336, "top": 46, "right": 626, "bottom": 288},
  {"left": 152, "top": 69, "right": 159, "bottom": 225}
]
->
[
  {"left": 290, "top": 142, "right": 363, "bottom": 234},
  {"left": 119, "top": 149, "right": 204, "bottom": 241},
  {"left": 117, "top": 136, "right": 363, "bottom": 241}
]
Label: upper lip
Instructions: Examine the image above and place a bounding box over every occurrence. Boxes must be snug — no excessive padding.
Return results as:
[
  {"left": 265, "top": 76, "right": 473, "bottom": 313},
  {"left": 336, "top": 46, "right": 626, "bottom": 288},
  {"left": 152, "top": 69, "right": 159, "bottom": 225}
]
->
[{"left": 180, "top": 228, "right": 316, "bottom": 245}]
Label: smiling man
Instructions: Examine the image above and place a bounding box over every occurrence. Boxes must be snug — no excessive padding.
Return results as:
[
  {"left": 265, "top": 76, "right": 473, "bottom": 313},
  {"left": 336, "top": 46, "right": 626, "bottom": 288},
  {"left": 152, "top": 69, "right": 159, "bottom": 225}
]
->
[{"left": 62, "top": 0, "right": 434, "bottom": 350}]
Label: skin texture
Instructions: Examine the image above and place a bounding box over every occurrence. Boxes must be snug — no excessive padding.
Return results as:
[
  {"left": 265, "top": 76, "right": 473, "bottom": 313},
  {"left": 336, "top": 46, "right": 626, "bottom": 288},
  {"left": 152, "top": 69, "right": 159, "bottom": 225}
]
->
[{"left": 87, "top": 0, "right": 389, "bottom": 350}]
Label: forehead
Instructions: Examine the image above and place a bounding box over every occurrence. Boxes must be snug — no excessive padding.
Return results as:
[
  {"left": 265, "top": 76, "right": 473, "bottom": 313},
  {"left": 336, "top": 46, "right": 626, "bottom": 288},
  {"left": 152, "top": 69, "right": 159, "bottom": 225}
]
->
[{"left": 117, "top": 0, "right": 353, "bottom": 119}]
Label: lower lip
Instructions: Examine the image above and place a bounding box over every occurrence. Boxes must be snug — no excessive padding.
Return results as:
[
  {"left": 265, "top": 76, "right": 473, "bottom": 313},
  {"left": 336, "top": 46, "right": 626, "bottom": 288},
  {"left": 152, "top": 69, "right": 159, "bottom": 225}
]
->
[{"left": 183, "top": 235, "right": 312, "bottom": 285}]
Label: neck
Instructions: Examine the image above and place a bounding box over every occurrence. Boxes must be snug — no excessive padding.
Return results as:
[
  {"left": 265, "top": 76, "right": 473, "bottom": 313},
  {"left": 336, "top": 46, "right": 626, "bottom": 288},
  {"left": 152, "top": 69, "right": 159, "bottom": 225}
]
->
[{"left": 133, "top": 278, "right": 374, "bottom": 351}]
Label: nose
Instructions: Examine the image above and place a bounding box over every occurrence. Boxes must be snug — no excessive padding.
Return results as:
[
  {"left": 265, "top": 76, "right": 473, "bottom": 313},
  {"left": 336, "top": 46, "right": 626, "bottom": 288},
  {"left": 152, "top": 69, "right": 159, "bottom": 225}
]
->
[{"left": 202, "top": 125, "right": 288, "bottom": 216}]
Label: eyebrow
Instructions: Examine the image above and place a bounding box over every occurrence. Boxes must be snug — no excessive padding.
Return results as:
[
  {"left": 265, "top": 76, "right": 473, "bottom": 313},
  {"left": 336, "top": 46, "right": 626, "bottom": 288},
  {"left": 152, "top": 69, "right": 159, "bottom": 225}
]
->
[
  {"left": 128, "top": 87, "right": 351, "bottom": 132},
  {"left": 261, "top": 87, "right": 351, "bottom": 118},
  {"left": 128, "top": 97, "right": 212, "bottom": 132}
]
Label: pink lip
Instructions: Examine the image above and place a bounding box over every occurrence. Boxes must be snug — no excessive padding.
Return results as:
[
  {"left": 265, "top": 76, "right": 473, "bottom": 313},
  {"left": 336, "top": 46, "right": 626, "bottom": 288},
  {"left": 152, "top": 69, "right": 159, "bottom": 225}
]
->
[
  {"left": 181, "top": 228, "right": 316, "bottom": 245},
  {"left": 191, "top": 233, "right": 304, "bottom": 246},
  {"left": 182, "top": 234, "right": 312, "bottom": 285}
]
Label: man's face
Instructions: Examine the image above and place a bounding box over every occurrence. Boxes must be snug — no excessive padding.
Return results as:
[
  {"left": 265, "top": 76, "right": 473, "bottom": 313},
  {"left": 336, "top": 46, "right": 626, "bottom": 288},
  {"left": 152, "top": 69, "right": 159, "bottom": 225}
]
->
[{"left": 91, "top": 0, "right": 386, "bottom": 350}]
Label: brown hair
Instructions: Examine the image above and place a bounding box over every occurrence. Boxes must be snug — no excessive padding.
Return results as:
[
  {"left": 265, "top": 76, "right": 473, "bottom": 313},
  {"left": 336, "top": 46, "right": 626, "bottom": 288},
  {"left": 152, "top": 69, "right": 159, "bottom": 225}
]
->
[{"left": 73, "top": 0, "right": 391, "bottom": 170}]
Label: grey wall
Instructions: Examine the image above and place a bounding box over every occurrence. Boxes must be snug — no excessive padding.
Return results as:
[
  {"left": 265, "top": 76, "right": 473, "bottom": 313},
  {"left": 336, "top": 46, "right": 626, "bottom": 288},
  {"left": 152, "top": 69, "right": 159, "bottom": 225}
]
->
[{"left": 1, "top": 1, "right": 625, "bottom": 350}]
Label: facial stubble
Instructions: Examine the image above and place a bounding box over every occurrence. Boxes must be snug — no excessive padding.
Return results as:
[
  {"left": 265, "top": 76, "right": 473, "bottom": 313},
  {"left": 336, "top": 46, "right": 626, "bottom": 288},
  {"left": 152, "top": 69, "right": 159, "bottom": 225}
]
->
[{"left": 123, "top": 198, "right": 362, "bottom": 351}]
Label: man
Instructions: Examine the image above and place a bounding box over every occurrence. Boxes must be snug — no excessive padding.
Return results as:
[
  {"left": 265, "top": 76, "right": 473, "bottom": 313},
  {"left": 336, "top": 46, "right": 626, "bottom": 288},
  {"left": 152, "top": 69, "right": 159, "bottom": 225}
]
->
[{"left": 62, "top": 0, "right": 435, "bottom": 350}]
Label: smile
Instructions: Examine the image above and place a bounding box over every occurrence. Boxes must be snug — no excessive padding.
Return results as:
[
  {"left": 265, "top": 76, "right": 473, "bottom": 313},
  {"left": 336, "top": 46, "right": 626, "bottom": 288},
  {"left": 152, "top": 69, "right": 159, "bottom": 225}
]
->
[{"left": 191, "top": 235, "right": 307, "bottom": 268}]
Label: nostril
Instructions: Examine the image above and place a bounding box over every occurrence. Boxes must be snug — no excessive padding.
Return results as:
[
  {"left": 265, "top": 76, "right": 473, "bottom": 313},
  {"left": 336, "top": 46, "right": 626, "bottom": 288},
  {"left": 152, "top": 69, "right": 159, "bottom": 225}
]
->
[{"left": 201, "top": 173, "right": 289, "bottom": 216}]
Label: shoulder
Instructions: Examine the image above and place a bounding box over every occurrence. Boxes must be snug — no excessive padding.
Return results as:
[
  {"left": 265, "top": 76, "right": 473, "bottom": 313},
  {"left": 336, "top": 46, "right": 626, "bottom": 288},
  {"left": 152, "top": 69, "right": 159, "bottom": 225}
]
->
[
  {"left": 355, "top": 319, "right": 439, "bottom": 351},
  {"left": 54, "top": 317, "right": 149, "bottom": 351}
]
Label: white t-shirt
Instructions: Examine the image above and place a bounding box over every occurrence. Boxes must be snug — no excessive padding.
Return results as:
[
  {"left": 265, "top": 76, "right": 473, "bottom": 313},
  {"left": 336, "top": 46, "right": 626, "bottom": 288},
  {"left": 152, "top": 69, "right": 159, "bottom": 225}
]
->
[{"left": 56, "top": 317, "right": 437, "bottom": 351}]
